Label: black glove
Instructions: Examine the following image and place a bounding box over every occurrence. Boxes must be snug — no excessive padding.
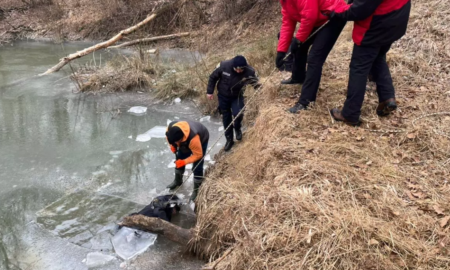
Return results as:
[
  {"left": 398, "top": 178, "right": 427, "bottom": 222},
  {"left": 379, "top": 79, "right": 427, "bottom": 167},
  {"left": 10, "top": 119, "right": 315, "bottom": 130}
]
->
[
  {"left": 275, "top": 52, "right": 286, "bottom": 69},
  {"left": 328, "top": 11, "right": 347, "bottom": 21},
  {"left": 290, "top": 39, "right": 303, "bottom": 54}
]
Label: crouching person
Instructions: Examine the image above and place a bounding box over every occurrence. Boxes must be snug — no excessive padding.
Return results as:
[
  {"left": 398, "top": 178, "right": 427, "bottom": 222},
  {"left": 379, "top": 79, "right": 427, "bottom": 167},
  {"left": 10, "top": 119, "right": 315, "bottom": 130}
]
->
[
  {"left": 165, "top": 120, "right": 209, "bottom": 202},
  {"left": 206, "top": 55, "right": 260, "bottom": 152}
]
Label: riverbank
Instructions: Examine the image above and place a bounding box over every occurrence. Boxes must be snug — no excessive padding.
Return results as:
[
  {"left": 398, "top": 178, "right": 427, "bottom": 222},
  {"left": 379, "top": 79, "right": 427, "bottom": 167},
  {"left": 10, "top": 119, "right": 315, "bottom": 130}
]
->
[{"left": 192, "top": 0, "right": 450, "bottom": 269}]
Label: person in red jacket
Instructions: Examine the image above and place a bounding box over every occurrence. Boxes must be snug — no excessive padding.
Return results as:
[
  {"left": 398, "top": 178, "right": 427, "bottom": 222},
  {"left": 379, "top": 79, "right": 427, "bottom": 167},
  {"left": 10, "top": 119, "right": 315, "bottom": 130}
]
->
[
  {"left": 329, "top": 0, "right": 411, "bottom": 125},
  {"left": 276, "top": 0, "right": 348, "bottom": 114}
]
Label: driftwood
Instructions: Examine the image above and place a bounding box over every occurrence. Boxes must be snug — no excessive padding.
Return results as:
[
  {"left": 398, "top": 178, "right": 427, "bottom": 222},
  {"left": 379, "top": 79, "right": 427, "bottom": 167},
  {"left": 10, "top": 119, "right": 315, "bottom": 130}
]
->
[
  {"left": 119, "top": 215, "right": 193, "bottom": 246},
  {"left": 109, "top": 32, "right": 190, "bottom": 49},
  {"left": 40, "top": 0, "right": 187, "bottom": 75}
]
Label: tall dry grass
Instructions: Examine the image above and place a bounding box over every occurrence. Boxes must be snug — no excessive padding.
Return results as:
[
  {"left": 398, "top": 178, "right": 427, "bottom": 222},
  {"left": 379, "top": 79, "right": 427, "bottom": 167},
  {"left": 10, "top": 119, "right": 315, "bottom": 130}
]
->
[
  {"left": 71, "top": 53, "right": 158, "bottom": 93},
  {"left": 192, "top": 0, "right": 450, "bottom": 269}
]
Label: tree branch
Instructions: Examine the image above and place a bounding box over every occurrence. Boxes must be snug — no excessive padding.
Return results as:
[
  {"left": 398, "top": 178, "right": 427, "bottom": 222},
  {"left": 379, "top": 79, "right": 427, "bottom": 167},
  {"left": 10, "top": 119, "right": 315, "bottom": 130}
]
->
[
  {"left": 109, "top": 32, "right": 190, "bottom": 49},
  {"left": 40, "top": 0, "right": 188, "bottom": 75},
  {"left": 119, "top": 215, "right": 193, "bottom": 246}
]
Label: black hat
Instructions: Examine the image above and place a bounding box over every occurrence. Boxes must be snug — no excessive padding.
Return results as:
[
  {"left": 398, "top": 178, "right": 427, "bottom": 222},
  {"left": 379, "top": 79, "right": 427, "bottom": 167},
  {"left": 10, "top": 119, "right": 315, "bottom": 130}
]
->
[
  {"left": 233, "top": 55, "right": 248, "bottom": 68},
  {"left": 166, "top": 126, "right": 184, "bottom": 144}
]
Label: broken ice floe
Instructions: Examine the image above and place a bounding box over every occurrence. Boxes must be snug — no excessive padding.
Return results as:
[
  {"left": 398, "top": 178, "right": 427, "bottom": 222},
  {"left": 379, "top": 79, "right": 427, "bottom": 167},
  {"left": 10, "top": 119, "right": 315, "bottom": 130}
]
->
[
  {"left": 85, "top": 252, "right": 116, "bottom": 268},
  {"left": 112, "top": 227, "right": 157, "bottom": 261},
  {"left": 109, "top": 151, "right": 123, "bottom": 156},
  {"left": 135, "top": 134, "right": 151, "bottom": 142},
  {"left": 135, "top": 126, "right": 167, "bottom": 142},
  {"left": 200, "top": 116, "right": 210, "bottom": 122},
  {"left": 127, "top": 106, "right": 147, "bottom": 115},
  {"left": 167, "top": 160, "right": 176, "bottom": 168},
  {"left": 145, "top": 126, "right": 166, "bottom": 138}
]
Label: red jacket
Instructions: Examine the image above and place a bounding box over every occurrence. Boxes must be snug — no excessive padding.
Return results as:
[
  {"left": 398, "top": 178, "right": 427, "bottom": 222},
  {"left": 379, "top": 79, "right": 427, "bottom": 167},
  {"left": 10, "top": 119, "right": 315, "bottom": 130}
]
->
[
  {"left": 334, "top": 0, "right": 410, "bottom": 46},
  {"left": 278, "top": 0, "right": 347, "bottom": 52}
]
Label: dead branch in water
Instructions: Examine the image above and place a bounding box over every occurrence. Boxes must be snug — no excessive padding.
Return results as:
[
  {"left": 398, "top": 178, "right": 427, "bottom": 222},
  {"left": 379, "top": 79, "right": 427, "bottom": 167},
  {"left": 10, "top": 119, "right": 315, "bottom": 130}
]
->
[
  {"left": 109, "top": 32, "right": 190, "bottom": 49},
  {"left": 119, "top": 215, "right": 193, "bottom": 246},
  {"left": 40, "top": 0, "right": 188, "bottom": 75}
]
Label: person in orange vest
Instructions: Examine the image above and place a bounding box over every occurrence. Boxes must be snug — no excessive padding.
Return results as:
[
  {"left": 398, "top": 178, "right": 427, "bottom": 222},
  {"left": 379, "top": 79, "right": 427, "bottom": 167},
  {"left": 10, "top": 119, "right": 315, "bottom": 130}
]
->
[{"left": 165, "top": 120, "right": 209, "bottom": 201}]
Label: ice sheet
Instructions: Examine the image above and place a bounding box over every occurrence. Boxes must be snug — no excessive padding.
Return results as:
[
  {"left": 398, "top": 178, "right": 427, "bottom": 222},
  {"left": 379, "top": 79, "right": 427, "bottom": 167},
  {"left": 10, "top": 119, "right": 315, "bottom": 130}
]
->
[
  {"left": 112, "top": 227, "right": 157, "bottom": 261},
  {"left": 36, "top": 190, "right": 141, "bottom": 247}
]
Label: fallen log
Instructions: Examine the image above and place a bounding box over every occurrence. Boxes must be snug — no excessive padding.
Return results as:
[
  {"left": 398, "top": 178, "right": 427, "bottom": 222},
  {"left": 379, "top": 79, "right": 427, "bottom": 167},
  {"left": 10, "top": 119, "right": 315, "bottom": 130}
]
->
[
  {"left": 119, "top": 215, "right": 193, "bottom": 246},
  {"left": 40, "top": 0, "right": 188, "bottom": 75},
  {"left": 109, "top": 32, "right": 190, "bottom": 49}
]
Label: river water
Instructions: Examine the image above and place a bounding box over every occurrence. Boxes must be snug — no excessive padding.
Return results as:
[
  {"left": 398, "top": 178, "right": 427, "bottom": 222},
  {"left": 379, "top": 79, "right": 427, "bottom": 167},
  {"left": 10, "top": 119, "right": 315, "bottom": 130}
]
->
[{"left": 0, "top": 41, "right": 223, "bottom": 270}]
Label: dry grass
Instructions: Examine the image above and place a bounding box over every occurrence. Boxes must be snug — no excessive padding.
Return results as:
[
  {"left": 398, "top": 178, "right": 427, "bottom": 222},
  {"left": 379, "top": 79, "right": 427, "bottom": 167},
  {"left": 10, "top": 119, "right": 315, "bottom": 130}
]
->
[
  {"left": 71, "top": 53, "right": 158, "bottom": 93},
  {"left": 192, "top": 0, "right": 450, "bottom": 269}
]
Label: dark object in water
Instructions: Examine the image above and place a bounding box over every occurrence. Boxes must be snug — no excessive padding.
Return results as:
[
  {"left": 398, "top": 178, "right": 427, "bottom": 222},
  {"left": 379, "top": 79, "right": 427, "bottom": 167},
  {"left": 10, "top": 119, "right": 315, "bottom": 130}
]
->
[{"left": 131, "top": 194, "right": 181, "bottom": 222}]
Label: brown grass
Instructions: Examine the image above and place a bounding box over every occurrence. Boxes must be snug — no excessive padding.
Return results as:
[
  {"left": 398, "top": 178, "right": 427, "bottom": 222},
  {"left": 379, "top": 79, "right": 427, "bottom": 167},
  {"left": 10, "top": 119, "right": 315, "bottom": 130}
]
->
[
  {"left": 191, "top": 0, "right": 450, "bottom": 269},
  {"left": 71, "top": 53, "right": 158, "bottom": 93}
]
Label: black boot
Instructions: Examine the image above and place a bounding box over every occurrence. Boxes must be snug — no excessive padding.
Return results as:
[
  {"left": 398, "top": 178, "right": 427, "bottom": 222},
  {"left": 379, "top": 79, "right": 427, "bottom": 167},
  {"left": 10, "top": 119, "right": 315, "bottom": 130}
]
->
[
  {"left": 224, "top": 139, "right": 234, "bottom": 152},
  {"left": 235, "top": 129, "right": 242, "bottom": 141},
  {"left": 288, "top": 102, "right": 307, "bottom": 114},
  {"left": 190, "top": 178, "right": 202, "bottom": 202},
  {"left": 167, "top": 168, "right": 184, "bottom": 190},
  {"left": 376, "top": 98, "right": 397, "bottom": 117},
  {"left": 281, "top": 78, "right": 303, "bottom": 85}
]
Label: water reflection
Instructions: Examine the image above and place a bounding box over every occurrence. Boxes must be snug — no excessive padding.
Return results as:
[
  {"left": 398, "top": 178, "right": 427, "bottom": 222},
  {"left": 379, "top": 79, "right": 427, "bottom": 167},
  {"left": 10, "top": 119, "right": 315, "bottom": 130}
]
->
[{"left": 0, "top": 187, "right": 61, "bottom": 270}]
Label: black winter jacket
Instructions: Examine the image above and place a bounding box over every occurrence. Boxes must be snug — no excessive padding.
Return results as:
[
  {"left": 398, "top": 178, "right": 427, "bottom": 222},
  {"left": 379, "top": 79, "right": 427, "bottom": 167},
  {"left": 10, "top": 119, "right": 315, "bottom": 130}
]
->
[
  {"left": 335, "top": 0, "right": 411, "bottom": 46},
  {"left": 207, "top": 59, "right": 260, "bottom": 98}
]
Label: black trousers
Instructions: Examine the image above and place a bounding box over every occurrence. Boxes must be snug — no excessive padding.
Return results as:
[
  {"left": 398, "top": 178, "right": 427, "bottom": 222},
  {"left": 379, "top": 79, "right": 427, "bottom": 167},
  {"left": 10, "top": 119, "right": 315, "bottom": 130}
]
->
[
  {"left": 177, "top": 142, "right": 208, "bottom": 184},
  {"left": 218, "top": 94, "right": 244, "bottom": 140},
  {"left": 342, "top": 44, "right": 395, "bottom": 122},
  {"left": 292, "top": 20, "right": 346, "bottom": 106}
]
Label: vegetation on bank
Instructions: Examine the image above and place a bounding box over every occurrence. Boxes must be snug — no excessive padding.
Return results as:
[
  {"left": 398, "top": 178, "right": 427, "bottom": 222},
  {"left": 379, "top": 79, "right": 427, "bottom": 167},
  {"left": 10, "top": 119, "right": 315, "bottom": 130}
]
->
[{"left": 192, "top": 1, "right": 450, "bottom": 269}]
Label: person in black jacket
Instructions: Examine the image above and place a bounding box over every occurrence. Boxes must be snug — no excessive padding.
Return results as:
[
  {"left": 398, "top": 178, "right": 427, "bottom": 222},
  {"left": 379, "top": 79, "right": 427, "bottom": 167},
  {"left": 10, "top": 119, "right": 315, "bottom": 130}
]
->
[
  {"left": 207, "top": 55, "right": 260, "bottom": 151},
  {"left": 329, "top": 0, "right": 411, "bottom": 126}
]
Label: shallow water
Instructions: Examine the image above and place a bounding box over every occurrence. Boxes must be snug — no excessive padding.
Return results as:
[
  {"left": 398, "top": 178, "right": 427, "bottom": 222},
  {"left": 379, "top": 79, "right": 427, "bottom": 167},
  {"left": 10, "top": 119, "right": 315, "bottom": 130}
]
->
[{"left": 0, "top": 41, "right": 223, "bottom": 270}]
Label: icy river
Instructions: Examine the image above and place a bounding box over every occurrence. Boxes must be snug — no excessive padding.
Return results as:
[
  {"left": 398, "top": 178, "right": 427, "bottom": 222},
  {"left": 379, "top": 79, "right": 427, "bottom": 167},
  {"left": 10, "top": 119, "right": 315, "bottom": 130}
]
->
[{"left": 0, "top": 41, "right": 224, "bottom": 270}]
